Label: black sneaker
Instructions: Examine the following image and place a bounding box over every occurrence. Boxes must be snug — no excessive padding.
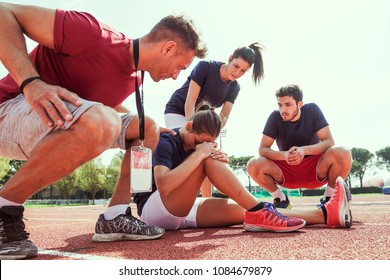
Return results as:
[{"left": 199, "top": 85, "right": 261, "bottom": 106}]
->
[
  {"left": 273, "top": 195, "right": 293, "bottom": 209},
  {"left": 316, "top": 196, "right": 331, "bottom": 208},
  {"left": 0, "top": 206, "right": 38, "bottom": 260},
  {"left": 92, "top": 207, "right": 165, "bottom": 242}
]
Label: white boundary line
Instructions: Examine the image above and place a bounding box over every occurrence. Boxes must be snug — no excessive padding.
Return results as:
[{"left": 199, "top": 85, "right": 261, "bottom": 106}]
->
[{"left": 38, "top": 249, "right": 126, "bottom": 260}]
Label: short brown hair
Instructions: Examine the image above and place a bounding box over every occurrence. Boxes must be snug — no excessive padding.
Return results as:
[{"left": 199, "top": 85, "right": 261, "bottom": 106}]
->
[
  {"left": 275, "top": 84, "right": 303, "bottom": 103},
  {"left": 149, "top": 14, "right": 207, "bottom": 58}
]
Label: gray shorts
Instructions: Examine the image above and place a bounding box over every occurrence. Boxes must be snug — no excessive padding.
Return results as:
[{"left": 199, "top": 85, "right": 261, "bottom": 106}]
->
[{"left": 0, "top": 94, "right": 135, "bottom": 160}]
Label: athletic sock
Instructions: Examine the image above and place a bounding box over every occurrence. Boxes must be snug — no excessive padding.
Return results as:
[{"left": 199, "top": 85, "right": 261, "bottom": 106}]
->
[
  {"left": 323, "top": 185, "right": 335, "bottom": 199},
  {"left": 321, "top": 205, "right": 328, "bottom": 225},
  {"left": 103, "top": 204, "right": 129, "bottom": 220},
  {"left": 0, "top": 196, "right": 23, "bottom": 207},
  {"left": 270, "top": 188, "right": 286, "bottom": 201},
  {"left": 248, "top": 202, "right": 265, "bottom": 212}
]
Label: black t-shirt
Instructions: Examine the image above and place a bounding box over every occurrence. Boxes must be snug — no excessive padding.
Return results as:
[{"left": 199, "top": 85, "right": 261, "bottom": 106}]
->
[
  {"left": 133, "top": 128, "right": 192, "bottom": 216},
  {"left": 262, "top": 103, "right": 329, "bottom": 151},
  {"left": 164, "top": 60, "right": 240, "bottom": 115}
]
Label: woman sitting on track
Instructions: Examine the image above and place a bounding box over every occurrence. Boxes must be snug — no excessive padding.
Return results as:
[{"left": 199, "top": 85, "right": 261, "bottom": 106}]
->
[{"left": 134, "top": 101, "right": 352, "bottom": 232}]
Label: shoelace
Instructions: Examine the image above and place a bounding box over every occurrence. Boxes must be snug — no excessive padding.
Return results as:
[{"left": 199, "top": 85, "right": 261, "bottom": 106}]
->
[
  {"left": 123, "top": 211, "right": 142, "bottom": 223},
  {"left": 316, "top": 197, "right": 331, "bottom": 208},
  {"left": 122, "top": 212, "right": 158, "bottom": 235},
  {"left": 0, "top": 215, "right": 29, "bottom": 242},
  {"left": 263, "top": 202, "right": 289, "bottom": 220}
]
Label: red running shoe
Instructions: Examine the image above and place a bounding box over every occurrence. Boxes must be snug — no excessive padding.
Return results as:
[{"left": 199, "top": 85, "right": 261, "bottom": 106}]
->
[
  {"left": 244, "top": 202, "right": 306, "bottom": 232},
  {"left": 323, "top": 176, "right": 352, "bottom": 228}
]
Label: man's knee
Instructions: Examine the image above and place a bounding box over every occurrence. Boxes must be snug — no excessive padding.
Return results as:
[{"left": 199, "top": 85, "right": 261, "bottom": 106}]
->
[
  {"left": 247, "top": 157, "right": 279, "bottom": 180},
  {"left": 247, "top": 157, "right": 266, "bottom": 176},
  {"left": 334, "top": 147, "right": 352, "bottom": 167},
  {"left": 77, "top": 105, "right": 121, "bottom": 149},
  {"left": 329, "top": 147, "right": 352, "bottom": 167}
]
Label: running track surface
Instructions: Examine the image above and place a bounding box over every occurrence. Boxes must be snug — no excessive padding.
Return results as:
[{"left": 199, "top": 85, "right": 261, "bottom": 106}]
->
[{"left": 23, "top": 195, "right": 390, "bottom": 260}]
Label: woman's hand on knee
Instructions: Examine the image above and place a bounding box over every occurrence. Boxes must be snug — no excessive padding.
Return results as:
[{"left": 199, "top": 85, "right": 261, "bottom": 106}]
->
[{"left": 211, "top": 149, "right": 229, "bottom": 163}]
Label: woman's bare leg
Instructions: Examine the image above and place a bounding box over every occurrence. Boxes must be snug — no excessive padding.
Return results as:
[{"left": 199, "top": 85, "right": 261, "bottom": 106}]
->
[
  {"left": 200, "top": 177, "right": 212, "bottom": 197},
  {"left": 196, "top": 199, "right": 244, "bottom": 227},
  {"left": 204, "top": 157, "right": 259, "bottom": 210}
]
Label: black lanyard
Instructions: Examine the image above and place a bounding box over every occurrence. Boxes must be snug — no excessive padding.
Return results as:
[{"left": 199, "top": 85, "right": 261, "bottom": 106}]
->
[{"left": 132, "top": 38, "right": 145, "bottom": 142}]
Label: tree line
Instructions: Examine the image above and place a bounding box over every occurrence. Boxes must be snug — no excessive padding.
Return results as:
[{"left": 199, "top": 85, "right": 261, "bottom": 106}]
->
[
  {"left": 0, "top": 152, "right": 123, "bottom": 204},
  {"left": 1, "top": 146, "right": 389, "bottom": 201}
]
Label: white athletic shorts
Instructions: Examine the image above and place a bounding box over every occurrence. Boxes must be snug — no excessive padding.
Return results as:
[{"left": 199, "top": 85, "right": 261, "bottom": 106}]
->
[
  {"left": 164, "top": 113, "right": 186, "bottom": 129},
  {"left": 141, "top": 190, "right": 204, "bottom": 230}
]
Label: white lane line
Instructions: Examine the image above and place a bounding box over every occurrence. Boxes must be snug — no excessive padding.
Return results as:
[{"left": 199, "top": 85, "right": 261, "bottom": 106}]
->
[
  {"left": 39, "top": 249, "right": 125, "bottom": 260},
  {"left": 27, "top": 218, "right": 95, "bottom": 221}
]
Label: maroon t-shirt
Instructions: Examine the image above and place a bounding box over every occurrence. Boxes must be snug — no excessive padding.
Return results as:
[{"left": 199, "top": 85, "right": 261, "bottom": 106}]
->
[{"left": 0, "top": 9, "right": 139, "bottom": 107}]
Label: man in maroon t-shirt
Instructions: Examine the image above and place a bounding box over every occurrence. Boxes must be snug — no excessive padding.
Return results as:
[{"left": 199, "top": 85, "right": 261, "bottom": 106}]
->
[{"left": 0, "top": 3, "right": 207, "bottom": 259}]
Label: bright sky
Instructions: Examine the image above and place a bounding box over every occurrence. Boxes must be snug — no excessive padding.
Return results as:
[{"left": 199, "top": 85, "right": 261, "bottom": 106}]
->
[{"left": 1, "top": 0, "right": 390, "bottom": 165}]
